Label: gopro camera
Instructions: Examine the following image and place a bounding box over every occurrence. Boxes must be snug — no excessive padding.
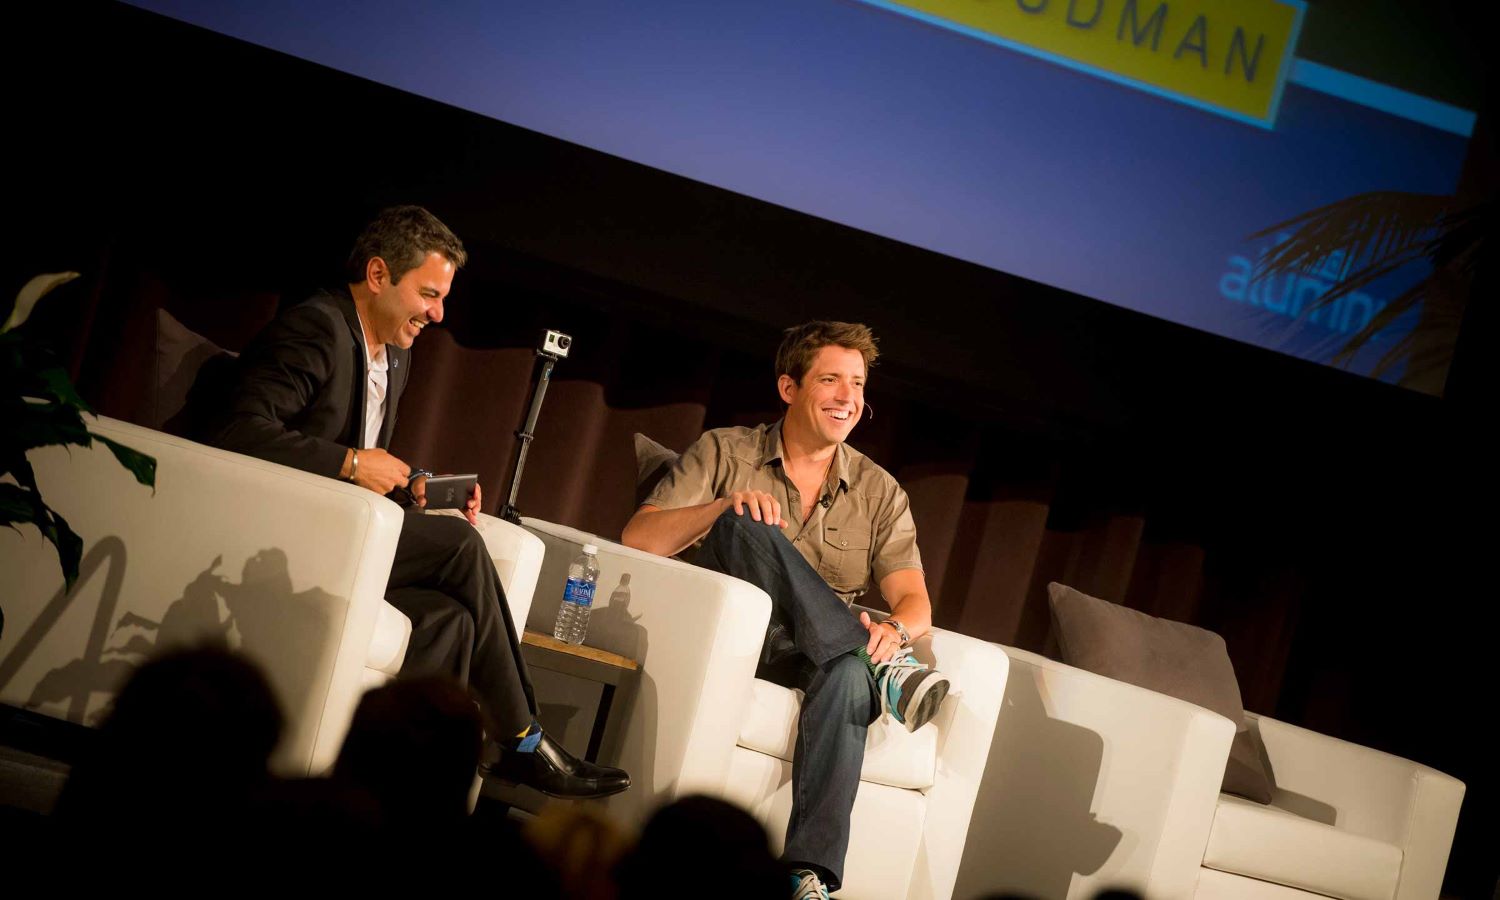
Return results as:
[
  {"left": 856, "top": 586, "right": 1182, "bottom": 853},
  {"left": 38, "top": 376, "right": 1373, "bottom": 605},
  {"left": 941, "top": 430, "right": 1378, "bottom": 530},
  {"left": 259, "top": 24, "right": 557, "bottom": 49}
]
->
[{"left": 542, "top": 329, "right": 572, "bottom": 358}]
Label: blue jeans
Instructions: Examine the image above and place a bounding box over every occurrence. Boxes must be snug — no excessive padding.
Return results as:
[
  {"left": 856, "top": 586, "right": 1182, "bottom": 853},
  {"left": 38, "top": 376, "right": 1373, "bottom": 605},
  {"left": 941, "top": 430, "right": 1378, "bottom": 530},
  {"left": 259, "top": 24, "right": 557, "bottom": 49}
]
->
[{"left": 695, "top": 510, "right": 877, "bottom": 891}]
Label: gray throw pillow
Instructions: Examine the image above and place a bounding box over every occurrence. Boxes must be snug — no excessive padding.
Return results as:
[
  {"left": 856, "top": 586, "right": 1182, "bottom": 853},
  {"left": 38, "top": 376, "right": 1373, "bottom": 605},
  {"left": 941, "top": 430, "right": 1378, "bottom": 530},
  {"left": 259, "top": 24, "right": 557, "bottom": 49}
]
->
[
  {"left": 1047, "top": 582, "right": 1273, "bottom": 804},
  {"left": 633, "top": 433, "right": 680, "bottom": 508},
  {"left": 154, "top": 308, "right": 238, "bottom": 431}
]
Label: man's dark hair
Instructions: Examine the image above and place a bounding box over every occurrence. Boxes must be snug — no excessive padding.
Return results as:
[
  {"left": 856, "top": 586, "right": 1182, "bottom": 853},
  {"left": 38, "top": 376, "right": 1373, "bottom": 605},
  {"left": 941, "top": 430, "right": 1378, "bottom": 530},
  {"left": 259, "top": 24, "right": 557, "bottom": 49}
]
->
[
  {"left": 345, "top": 205, "right": 468, "bottom": 285},
  {"left": 775, "top": 320, "right": 879, "bottom": 386}
]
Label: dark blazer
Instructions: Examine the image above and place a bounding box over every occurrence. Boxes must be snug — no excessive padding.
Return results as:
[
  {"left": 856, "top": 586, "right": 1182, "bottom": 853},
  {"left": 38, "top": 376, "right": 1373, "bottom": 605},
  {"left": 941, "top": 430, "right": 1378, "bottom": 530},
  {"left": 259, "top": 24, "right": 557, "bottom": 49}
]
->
[{"left": 209, "top": 286, "right": 411, "bottom": 478}]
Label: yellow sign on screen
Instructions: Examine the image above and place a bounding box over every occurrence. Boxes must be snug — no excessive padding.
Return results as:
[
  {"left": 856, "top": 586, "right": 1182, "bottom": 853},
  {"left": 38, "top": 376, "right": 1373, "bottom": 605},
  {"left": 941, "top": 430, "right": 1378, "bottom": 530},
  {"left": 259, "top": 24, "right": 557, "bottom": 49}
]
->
[{"left": 867, "top": 0, "right": 1305, "bottom": 126}]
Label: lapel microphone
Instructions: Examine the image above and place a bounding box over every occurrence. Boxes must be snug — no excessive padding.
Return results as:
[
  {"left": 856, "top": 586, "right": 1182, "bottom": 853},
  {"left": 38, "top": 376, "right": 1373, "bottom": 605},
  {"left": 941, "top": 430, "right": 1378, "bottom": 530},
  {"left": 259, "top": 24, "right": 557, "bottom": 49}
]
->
[{"left": 820, "top": 494, "right": 832, "bottom": 509}]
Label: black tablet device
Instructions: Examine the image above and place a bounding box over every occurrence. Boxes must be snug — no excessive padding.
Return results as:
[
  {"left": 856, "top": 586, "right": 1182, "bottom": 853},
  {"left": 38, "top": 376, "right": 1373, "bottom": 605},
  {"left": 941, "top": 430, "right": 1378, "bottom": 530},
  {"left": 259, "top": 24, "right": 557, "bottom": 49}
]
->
[{"left": 422, "top": 473, "right": 478, "bottom": 509}]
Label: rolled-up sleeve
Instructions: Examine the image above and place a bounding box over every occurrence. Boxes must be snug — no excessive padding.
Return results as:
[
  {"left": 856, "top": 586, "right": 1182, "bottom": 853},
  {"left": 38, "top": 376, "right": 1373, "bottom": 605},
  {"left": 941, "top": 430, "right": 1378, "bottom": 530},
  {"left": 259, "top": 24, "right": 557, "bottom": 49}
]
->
[
  {"left": 871, "top": 485, "right": 923, "bottom": 583},
  {"left": 642, "top": 431, "right": 724, "bottom": 511}
]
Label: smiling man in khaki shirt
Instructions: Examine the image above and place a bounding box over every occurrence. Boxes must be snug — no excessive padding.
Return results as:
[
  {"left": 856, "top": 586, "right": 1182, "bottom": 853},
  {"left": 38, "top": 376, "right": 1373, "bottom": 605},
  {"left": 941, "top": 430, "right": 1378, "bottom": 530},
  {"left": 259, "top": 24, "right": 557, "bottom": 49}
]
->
[{"left": 622, "top": 321, "right": 950, "bottom": 900}]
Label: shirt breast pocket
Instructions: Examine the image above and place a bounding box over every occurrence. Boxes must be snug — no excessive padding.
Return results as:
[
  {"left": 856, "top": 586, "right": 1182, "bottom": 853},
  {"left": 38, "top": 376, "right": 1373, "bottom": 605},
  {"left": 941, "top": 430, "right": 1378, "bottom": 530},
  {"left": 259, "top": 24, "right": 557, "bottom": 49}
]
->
[{"left": 818, "top": 526, "right": 873, "bottom": 594}]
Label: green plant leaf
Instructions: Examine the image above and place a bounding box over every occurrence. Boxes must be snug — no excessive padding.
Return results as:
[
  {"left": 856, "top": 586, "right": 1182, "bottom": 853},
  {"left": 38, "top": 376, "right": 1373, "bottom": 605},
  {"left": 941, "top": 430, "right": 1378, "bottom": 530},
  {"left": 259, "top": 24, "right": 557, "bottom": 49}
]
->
[
  {"left": 4, "top": 401, "right": 91, "bottom": 456},
  {"left": 36, "top": 365, "right": 92, "bottom": 411},
  {"left": 3, "top": 272, "right": 80, "bottom": 333},
  {"left": 39, "top": 506, "right": 84, "bottom": 591},
  {"left": 2, "top": 454, "right": 39, "bottom": 491},
  {"left": 0, "top": 482, "right": 35, "bottom": 523},
  {"left": 91, "top": 432, "right": 157, "bottom": 490},
  {"left": 1, "top": 270, "right": 141, "bottom": 597}
]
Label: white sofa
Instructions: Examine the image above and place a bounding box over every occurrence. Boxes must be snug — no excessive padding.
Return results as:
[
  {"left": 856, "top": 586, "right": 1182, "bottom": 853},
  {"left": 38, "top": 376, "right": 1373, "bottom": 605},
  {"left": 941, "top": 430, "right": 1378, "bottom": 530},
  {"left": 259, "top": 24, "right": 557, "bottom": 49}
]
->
[
  {"left": 0, "top": 415, "right": 543, "bottom": 777},
  {"left": 955, "top": 647, "right": 1465, "bottom": 900},
  {"left": 1195, "top": 712, "right": 1464, "bottom": 900},
  {"left": 522, "top": 518, "right": 1010, "bottom": 900}
]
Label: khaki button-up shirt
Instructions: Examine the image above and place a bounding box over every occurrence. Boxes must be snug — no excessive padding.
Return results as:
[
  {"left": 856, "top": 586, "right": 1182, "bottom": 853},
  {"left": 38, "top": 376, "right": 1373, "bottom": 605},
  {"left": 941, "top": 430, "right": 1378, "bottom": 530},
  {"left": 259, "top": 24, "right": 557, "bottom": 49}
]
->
[{"left": 643, "top": 421, "right": 923, "bottom": 606}]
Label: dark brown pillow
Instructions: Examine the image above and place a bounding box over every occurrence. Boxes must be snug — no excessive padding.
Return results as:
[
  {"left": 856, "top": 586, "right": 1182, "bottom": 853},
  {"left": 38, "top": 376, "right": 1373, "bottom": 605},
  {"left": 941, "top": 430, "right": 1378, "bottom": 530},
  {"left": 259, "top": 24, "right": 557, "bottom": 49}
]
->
[
  {"left": 1047, "top": 582, "right": 1273, "bottom": 804},
  {"left": 154, "top": 308, "right": 239, "bottom": 433},
  {"left": 633, "top": 433, "right": 680, "bottom": 508}
]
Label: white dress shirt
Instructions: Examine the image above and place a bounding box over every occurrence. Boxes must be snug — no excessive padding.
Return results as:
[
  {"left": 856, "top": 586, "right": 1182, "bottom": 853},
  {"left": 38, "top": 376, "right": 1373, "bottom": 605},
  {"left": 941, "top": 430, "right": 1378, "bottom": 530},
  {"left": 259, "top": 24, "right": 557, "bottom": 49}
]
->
[{"left": 354, "top": 309, "right": 389, "bottom": 449}]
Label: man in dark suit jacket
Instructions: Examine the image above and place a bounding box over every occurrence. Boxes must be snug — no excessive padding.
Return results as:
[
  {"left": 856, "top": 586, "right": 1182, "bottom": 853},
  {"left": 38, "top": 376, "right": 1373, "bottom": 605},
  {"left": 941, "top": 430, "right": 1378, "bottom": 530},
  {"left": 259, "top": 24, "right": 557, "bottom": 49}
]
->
[{"left": 211, "top": 205, "right": 628, "bottom": 800}]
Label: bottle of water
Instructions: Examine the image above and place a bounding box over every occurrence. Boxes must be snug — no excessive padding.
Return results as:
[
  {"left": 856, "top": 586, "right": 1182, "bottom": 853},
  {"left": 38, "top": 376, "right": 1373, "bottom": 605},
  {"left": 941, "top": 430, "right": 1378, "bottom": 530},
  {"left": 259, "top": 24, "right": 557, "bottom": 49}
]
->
[{"left": 553, "top": 543, "right": 600, "bottom": 645}]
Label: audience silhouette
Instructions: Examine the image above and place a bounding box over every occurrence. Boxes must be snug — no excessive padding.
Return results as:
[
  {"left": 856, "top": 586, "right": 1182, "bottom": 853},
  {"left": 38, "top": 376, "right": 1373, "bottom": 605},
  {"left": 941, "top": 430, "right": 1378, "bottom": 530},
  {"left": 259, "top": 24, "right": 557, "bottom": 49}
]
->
[{"left": 51, "top": 647, "right": 1111, "bottom": 898}]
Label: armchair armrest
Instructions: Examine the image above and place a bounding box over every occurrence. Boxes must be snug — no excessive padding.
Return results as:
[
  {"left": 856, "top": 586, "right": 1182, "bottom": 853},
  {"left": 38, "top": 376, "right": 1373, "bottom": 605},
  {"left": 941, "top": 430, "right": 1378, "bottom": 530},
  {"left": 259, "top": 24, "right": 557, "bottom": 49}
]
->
[
  {"left": 521, "top": 518, "right": 772, "bottom": 825},
  {"left": 851, "top": 604, "right": 1013, "bottom": 900},
  {"left": 1248, "top": 713, "right": 1464, "bottom": 900},
  {"left": 956, "top": 647, "right": 1236, "bottom": 900},
  {"left": 428, "top": 510, "right": 544, "bottom": 626},
  {"left": 909, "top": 627, "right": 1011, "bottom": 900},
  {"left": 0, "top": 415, "right": 404, "bottom": 777}
]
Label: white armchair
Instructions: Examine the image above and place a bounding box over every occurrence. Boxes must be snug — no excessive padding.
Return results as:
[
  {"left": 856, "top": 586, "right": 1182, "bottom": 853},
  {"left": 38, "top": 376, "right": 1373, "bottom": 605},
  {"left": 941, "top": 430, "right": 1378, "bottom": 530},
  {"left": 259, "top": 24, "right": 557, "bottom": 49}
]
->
[
  {"left": 956, "top": 646, "right": 1237, "bottom": 899},
  {"left": 521, "top": 518, "right": 1010, "bottom": 900},
  {"left": 519, "top": 517, "right": 772, "bottom": 824},
  {"left": 955, "top": 647, "right": 1465, "bottom": 900},
  {"left": 0, "top": 415, "right": 543, "bottom": 777},
  {"left": 1195, "top": 713, "right": 1464, "bottom": 900}
]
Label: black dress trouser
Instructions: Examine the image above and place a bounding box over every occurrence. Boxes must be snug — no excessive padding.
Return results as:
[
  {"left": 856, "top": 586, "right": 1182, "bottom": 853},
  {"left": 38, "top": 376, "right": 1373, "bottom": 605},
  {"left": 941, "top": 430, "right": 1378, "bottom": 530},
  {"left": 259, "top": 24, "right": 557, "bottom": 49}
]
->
[{"left": 382, "top": 511, "right": 535, "bottom": 736}]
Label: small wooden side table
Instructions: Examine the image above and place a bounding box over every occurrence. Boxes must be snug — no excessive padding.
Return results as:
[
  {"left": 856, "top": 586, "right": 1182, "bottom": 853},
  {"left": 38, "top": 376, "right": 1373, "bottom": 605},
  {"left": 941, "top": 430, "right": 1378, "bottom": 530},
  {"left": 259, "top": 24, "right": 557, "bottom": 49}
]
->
[
  {"left": 479, "top": 631, "right": 639, "bottom": 813},
  {"left": 518, "top": 630, "right": 640, "bottom": 763},
  {"left": 480, "top": 633, "right": 639, "bottom": 816}
]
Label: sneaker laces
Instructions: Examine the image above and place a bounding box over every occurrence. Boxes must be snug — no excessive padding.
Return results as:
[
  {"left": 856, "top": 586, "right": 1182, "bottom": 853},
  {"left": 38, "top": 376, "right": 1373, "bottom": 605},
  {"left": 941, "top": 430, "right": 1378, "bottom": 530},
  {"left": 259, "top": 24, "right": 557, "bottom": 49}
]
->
[
  {"left": 790, "top": 870, "right": 830, "bottom": 900},
  {"left": 875, "top": 653, "right": 928, "bottom": 721}
]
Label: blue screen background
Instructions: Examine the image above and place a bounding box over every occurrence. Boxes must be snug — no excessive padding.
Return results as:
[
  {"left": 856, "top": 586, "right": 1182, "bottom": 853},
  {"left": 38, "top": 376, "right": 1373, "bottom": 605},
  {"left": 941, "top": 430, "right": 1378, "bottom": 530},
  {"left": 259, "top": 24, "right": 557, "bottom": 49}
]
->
[{"left": 128, "top": 0, "right": 1472, "bottom": 385}]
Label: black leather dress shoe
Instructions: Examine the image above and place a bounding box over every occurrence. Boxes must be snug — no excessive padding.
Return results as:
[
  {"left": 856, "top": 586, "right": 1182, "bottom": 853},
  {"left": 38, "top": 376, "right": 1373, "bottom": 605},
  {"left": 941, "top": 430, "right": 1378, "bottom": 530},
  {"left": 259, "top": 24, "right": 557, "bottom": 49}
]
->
[{"left": 485, "top": 732, "right": 631, "bottom": 799}]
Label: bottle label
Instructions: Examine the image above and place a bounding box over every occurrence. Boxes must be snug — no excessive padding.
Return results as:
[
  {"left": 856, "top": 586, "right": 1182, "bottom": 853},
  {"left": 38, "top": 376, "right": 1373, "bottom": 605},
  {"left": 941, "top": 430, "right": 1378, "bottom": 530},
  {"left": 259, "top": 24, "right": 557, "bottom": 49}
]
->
[{"left": 564, "top": 578, "right": 596, "bottom": 608}]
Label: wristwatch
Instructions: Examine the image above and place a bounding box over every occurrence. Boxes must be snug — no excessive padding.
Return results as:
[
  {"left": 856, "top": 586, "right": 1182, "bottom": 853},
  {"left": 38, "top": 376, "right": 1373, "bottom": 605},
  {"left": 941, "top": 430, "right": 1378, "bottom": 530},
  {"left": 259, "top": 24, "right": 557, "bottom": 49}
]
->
[{"left": 885, "top": 618, "right": 911, "bottom": 647}]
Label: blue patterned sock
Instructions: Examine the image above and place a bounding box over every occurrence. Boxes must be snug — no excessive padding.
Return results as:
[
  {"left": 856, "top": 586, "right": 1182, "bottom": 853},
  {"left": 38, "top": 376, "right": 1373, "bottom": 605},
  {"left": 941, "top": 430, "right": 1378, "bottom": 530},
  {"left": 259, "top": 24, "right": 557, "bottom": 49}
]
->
[{"left": 510, "top": 719, "right": 543, "bottom": 753}]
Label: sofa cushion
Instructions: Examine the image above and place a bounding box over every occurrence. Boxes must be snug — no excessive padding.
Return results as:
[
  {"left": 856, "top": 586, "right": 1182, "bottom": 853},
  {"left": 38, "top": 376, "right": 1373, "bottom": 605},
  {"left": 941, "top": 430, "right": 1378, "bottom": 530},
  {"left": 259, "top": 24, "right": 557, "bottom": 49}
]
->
[
  {"left": 1047, "top": 582, "right": 1273, "bottom": 803},
  {"left": 365, "top": 599, "right": 412, "bottom": 676},
  {"left": 737, "top": 677, "right": 938, "bottom": 791},
  {"left": 1204, "top": 793, "right": 1403, "bottom": 900}
]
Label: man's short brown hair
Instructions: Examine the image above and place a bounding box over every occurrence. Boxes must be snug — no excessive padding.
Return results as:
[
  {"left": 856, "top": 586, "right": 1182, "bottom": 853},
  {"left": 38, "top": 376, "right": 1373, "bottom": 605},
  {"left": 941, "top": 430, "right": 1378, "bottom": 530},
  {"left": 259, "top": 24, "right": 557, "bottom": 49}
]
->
[
  {"left": 775, "top": 321, "right": 879, "bottom": 386},
  {"left": 345, "top": 205, "right": 468, "bottom": 285}
]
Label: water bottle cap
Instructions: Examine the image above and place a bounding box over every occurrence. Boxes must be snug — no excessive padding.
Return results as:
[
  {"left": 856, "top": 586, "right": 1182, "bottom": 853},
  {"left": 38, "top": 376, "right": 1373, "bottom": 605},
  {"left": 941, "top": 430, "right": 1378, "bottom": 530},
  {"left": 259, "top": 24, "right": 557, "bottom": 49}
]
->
[{"left": 582, "top": 543, "right": 599, "bottom": 555}]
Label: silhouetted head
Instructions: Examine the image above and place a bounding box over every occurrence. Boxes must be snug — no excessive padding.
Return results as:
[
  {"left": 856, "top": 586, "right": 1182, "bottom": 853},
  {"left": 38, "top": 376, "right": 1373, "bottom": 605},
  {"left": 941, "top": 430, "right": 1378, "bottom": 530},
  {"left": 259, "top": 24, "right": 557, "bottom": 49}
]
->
[
  {"left": 57, "top": 647, "right": 283, "bottom": 824},
  {"left": 616, "top": 795, "right": 783, "bottom": 900},
  {"left": 333, "top": 676, "right": 483, "bottom": 825}
]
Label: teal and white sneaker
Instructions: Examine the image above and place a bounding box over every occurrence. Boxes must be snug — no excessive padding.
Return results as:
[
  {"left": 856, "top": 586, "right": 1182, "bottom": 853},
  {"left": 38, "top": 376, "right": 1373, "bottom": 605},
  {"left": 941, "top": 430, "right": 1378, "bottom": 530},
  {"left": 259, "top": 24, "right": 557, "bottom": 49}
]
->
[
  {"left": 876, "top": 654, "right": 951, "bottom": 733},
  {"left": 790, "top": 869, "right": 831, "bottom": 900}
]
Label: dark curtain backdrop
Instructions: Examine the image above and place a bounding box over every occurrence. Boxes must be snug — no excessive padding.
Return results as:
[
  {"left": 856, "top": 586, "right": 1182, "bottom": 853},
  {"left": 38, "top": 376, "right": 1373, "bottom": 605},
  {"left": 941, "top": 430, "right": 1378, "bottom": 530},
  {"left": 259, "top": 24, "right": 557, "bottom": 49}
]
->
[
  {"left": 39, "top": 239, "right": 1339, "bottom": 723},
  {"left": 9, "top": 2, "right": 1495, "bottom": 895}
]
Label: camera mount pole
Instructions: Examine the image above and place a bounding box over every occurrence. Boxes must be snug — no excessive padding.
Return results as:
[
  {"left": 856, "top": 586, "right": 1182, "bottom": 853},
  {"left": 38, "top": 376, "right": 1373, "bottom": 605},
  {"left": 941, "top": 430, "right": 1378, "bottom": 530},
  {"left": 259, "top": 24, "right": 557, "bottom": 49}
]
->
[{"left": 500, "top": 347, "right": 563, "bottom": 524}]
